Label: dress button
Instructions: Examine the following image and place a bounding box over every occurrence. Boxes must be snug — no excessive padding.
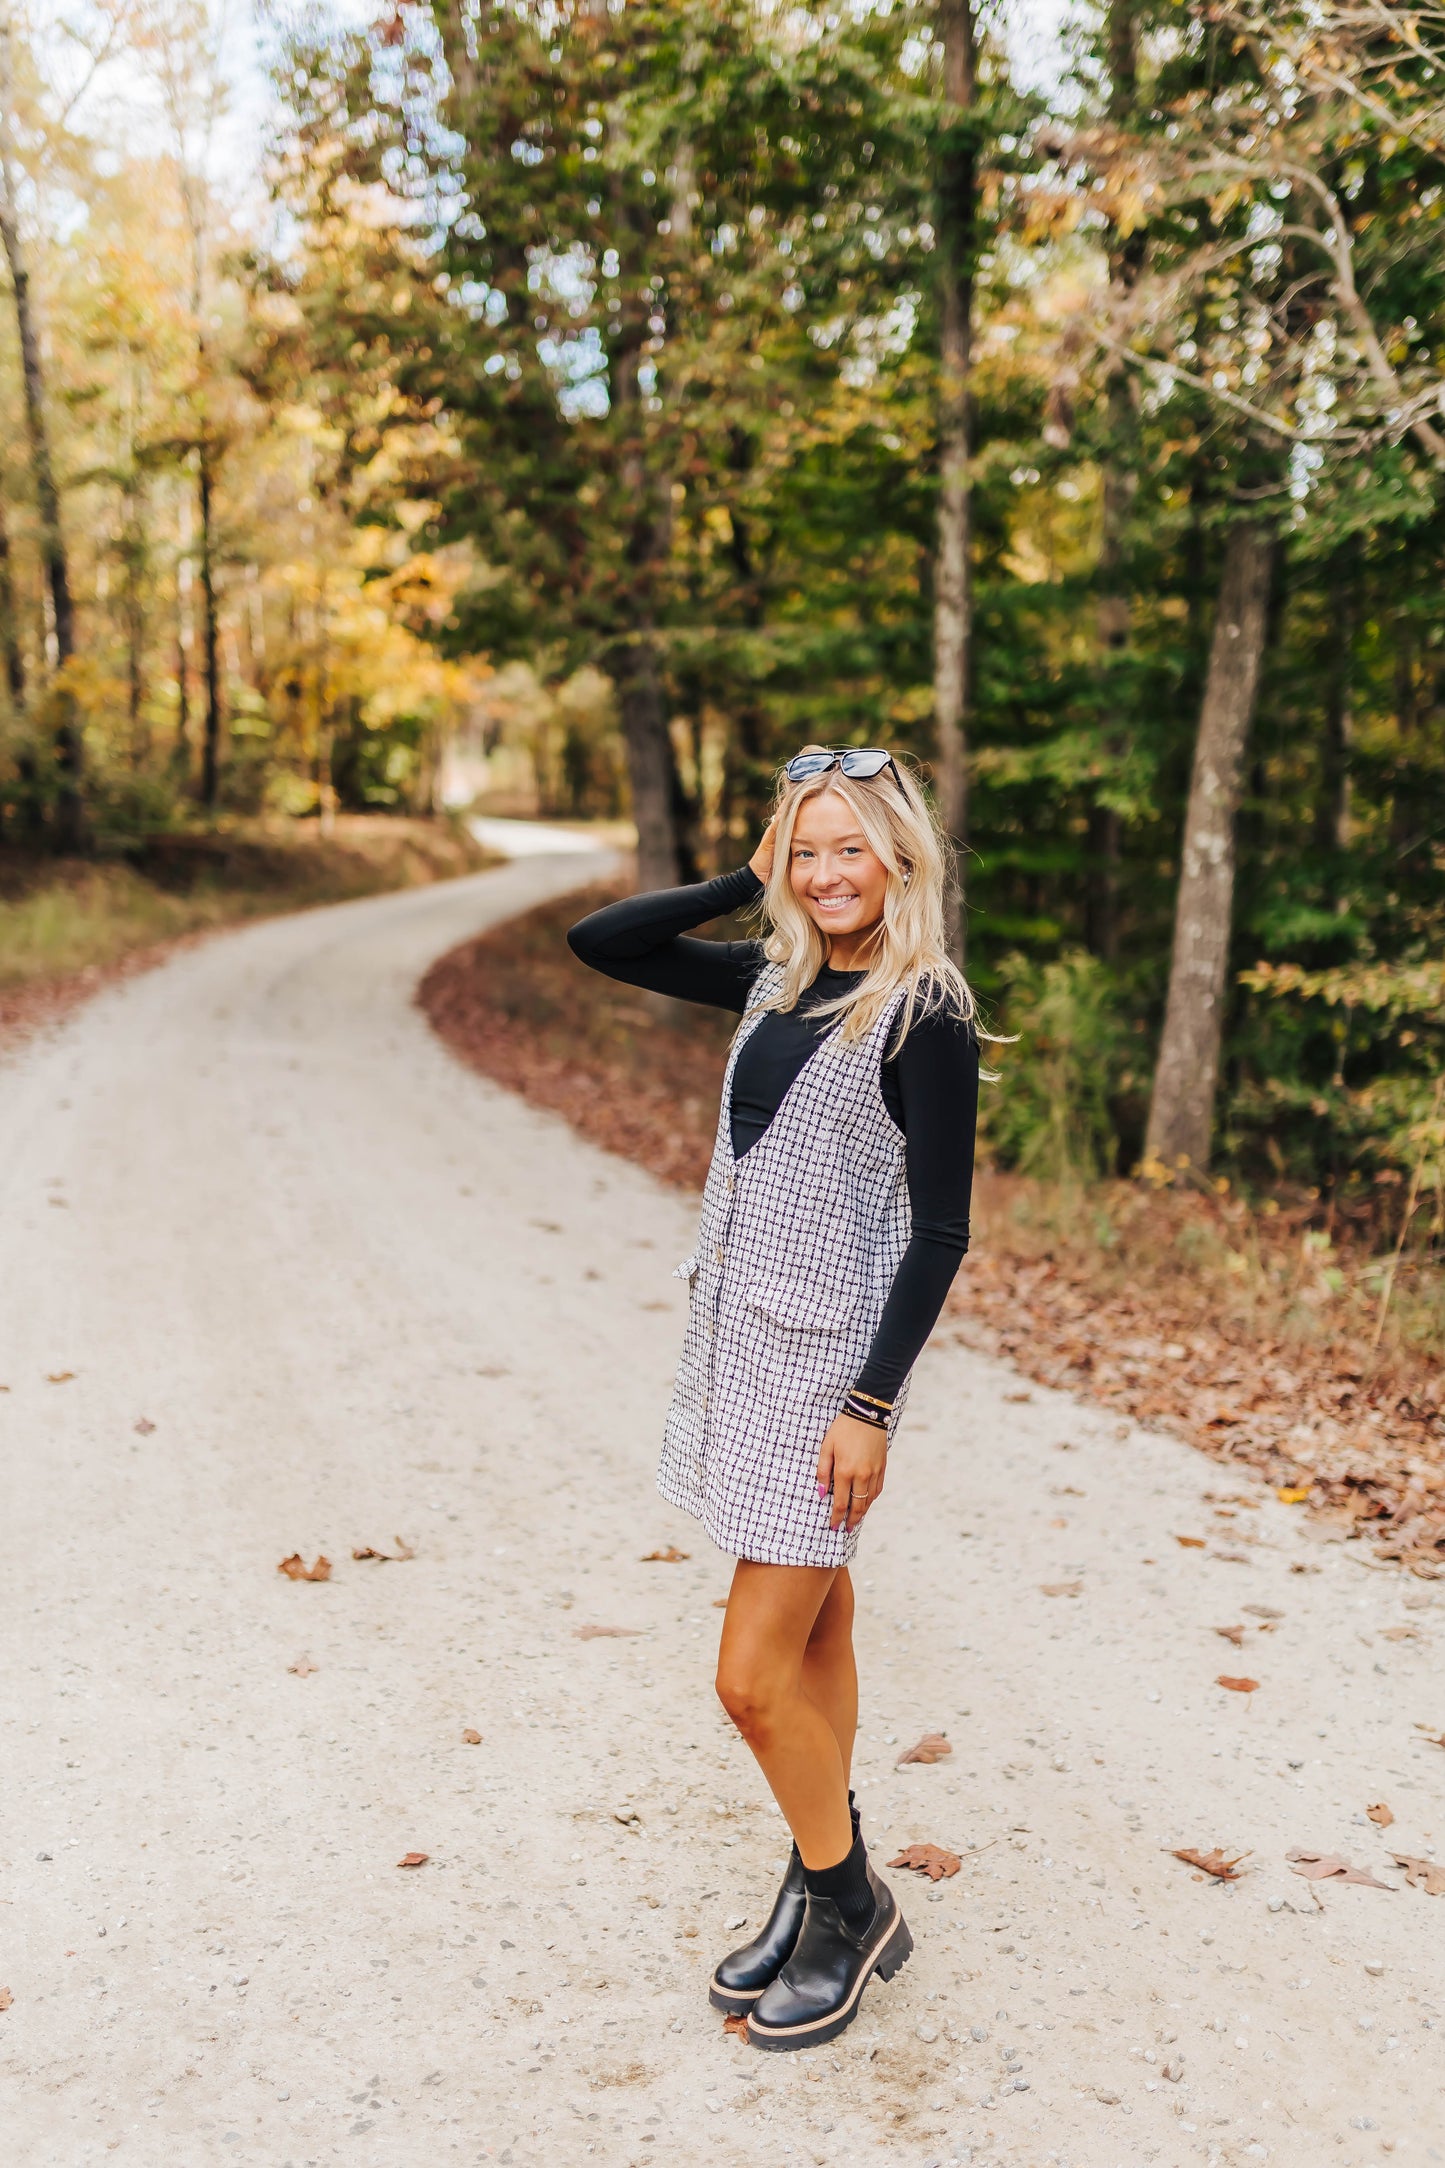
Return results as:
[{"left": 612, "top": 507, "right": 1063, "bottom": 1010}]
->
[{"left": 715, "top": 1243, "right": 725, "bottom": 1263}]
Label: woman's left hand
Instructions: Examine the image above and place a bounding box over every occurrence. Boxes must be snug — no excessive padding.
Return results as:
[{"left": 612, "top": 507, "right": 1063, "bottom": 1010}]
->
[{"left": 816, "top": 1413, "right": 888, "bottom": 1532}]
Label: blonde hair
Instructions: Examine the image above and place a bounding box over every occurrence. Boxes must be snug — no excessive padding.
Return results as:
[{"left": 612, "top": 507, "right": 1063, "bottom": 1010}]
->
[{"left": 753, "top": 746, "right": 981, "bottom": 1054}]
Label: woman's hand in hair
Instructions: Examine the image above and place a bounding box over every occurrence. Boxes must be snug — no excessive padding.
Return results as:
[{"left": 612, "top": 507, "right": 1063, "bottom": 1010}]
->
[
  {"left": 748, "top": 815, "right": 778, "bottom": 887},
  {"left": 816, "top": 1413, "right": 888, "bottom": 1532}
]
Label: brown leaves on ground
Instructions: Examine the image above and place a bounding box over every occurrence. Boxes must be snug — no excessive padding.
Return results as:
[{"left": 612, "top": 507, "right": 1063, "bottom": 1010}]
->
[
  {"left": 352, "top": 1537, "right": 416, "bottom": 1562},
  {"left": 0, "top": 1987, "right": 12, "bottom": 2013},
  {"left": 1173, "top": 1846, "right": 1248, "bottom": 1881},
  {"left": 896, "top": 1732, "right": 952, "bottom": 1766},
  {"left": 949, "top": 1185, "right": 1444, "bottom": 1578},
  {"left": 286, "top": 1654, "right": 318, "bottom": 1676},
  {"left": 46, "top": 1371, "right": 76, "bottom": 1385},
  {"left": 722, "top": 2012, "right": 750, "bottom": 2041},
  {"left": 277, "top": 1553, "right": 331, "bottom": 1582},
  {"left": 133, "top": 1417, "right": 156, "bottom": 1436},
  {"left": 574, "top": 1624, "right": 645, "bottom": 1640},
  {"left": 461, "top": 1728, "right": 482, "bottom": 1745},
  {"left": 1217, "top": 1675, "right": 1260, "bottom": 1693},
  {"left": 1379, "top": 1624, "right": 1418, "bottom": 1641},
  {"left": 1393, "top": 1853, "right": 1445, "bottom": 1896},
  {"left": 396, "top": 1852, "right": 429, "bottom": 1869},
  {"left": 1175, "top": 1535, "right": 1207, "bottom": 1549},
  {"left": 1366, "top": 1802, "right": 1395, "bottom": 1828},
  {"left": 1287, "top": 1849, "right": 1393, "bottom": 1889},
  {"left": 889, "top": 1843, "right": 962, "bottom": 1881},
  {"left": 712, "top": 1596, "right": 729, "bottom": 1608},
  {"left": 641, "top": 1545, "right": 689, "bottom": 1563},
  {"left": 1414, "top": 1724, "right": 1445, "bottom": 1749},
  {"left": 1041, "top": 1580, "right": 1083, "bottom": 1598},
  {"left": 1215, "top": 1624, "right": 1247, "bottom": 1646}
]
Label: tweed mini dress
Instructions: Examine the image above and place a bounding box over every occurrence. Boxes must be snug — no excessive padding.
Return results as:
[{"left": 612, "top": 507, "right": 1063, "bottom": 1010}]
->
[{"left": 660, "top": 964, "right": 913, "bottom": 1568}]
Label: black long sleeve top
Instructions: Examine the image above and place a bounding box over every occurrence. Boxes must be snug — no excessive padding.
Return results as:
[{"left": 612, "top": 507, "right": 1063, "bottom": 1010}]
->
[{"left": 567, "top": 865, "right": 978, "bottom": 1401}]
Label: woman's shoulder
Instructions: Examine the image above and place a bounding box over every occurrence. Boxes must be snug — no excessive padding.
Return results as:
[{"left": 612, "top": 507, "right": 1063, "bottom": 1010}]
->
[{"left": 888, "top": 977, "right": 979, "bottom": 1065}]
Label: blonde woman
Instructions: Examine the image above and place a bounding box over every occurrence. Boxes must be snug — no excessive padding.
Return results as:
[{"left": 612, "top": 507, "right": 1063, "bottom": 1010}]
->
[{"left": 568, "top": 747, "right": 980, "bottom": 2050}]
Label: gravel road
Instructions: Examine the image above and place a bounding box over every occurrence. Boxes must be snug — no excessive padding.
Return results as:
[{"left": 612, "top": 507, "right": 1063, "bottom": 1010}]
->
[{"left": 3, "top": 849, "right": 1443, "bottom": 2168}]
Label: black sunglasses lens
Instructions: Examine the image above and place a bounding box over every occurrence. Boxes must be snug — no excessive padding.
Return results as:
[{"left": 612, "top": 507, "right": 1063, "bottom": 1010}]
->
[
  {"left": 785, "top": 753, "right": 835, "bottom": 780},
  {"left": 839, "top": 750, "right": 890, "bottom": 778}
]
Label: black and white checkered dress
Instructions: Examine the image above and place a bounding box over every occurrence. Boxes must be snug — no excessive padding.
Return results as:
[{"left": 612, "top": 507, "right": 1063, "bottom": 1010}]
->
[{"left": 660, "top": 964, "right": 913, "bottom": 1567}]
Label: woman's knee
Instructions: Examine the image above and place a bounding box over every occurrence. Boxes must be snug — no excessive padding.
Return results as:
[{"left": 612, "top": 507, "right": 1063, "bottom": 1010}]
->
[{"left": 715, "top": 1658, "right": 785, "bottom": 1745}]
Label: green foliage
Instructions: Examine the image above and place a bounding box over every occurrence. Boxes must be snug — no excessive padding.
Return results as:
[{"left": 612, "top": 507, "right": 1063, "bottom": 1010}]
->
[{"left": 982, "top": 951, "right": 1135, "bottom": 1186}]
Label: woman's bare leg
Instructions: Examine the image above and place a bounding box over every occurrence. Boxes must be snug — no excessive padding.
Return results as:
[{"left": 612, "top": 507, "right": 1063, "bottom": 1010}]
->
[
  {"left": 715, "top": 1560, "right": 854, "bottom": 1869},
  {"left": 801, "top": 1566, "right": 857, "bottom": 1785}
]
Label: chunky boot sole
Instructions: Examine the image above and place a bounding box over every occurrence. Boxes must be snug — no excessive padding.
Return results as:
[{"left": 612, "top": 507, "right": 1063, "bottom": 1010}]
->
[
  {"left": 746, "top": 1909, "right": 913, "bottom": 2052},
  {"left": 708, "top": 1971, "right": 765, "bottom": 2017}
]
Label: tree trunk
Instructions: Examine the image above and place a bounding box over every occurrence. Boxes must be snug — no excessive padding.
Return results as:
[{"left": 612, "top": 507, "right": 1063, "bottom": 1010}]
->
[
  {"left": 1316, "top": 549, "right": 1355, "bottom": 853},
  {"left": 197, "top": 446, "right": 222, "bottom": 806},
  {"left": 612, "top": 636, "right": 679, "bottom": 891},
  {"left": 1145, "top": 521, "right": 1276, "bottom": 1172},
  {"left": 0, "top": 23, "right": 82, "bottom": 844},
  {"left": 932, "top": 0, "right": 976, "bottom": 962},
  {"left": 609, "top": 317, "right": 681, "bottom": 891},
  {"left": 0, "top": 490, "right": 25, "bottom": 713}
]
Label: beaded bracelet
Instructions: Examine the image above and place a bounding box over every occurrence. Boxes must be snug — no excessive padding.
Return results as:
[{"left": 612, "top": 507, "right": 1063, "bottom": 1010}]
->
[{"left": 842, "top": 1390, "right": 890, "bottom": 1430}]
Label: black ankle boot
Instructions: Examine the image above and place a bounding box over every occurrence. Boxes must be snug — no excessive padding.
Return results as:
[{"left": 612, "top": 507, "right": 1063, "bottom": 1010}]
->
[
  {"left": 708, "top": 1848, "right": 807, "bottom": 2015},
  {"left": 745, "top": 1857, "right": 912, "bottom": 2051},
  {"left": 709, "top": 1796, "right": 864, "bottom": 2018}
]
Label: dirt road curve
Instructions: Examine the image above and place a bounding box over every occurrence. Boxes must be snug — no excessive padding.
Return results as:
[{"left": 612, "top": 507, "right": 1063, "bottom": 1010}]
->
[{"left": 3, "top": 853, "right": 1443, "bottom": 2168}]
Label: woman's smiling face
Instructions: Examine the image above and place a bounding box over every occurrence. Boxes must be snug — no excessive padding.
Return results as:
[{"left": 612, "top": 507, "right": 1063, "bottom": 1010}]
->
[{"left": 787, "top": 785, "right": 889, "bottom": 965}]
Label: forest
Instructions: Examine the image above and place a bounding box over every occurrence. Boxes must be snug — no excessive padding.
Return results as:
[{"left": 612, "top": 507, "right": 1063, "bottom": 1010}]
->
[{"left": 0, "top": 0, "right": 1441, "bottom": 1293}]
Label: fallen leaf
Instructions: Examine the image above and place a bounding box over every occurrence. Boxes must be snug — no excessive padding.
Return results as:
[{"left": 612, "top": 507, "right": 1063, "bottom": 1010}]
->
[
  {"left": 1276, "top": 1486, "right": 1312, "bottom": 1505},
  {"left": 1217, "top": 1675, "right": 1260, "bottom": 1693},
  {"left": 574, "top": 1624, "right": 644, "bottom": 1639},
  {"left": 1215, "top": 1624, "right": 1247, "bottom": 1646},
  {"left": 397, "top": 1852, "right": 429, "bottom": 1869},
  {"left": 1414, "top": 1724, "right": 1445, "bottom": 1749},
  {"left": 277, "top": 1553, "right": 331, "bottom": 1582},
  {"left": 0, "top": 1987, "right": 11, "bottom": 2012},
  {"left": 712, "top": 1597, "right": 729, "bottom": 1609},
  {"left": 722, "top": 2012, "right": 750, "bottom": 2041},
  {"left": 1173, "top": 1846, "right": 1248, "bottom": 1881},
  {"left": 1175, "top": 1535, "right": 1207, "bottom": 1549},
  {"left": 888, "top": 1843, "right": 962, "bottom": 1881},
  {"left": 641, "top": 1545, "right": 689, "bottom": 1563},
  {"left": 1289, "top": 1561, "right": 1321, "bottom": 1573},
  {"left": 461, "top": 1729, "right": 482, "bottom": 1745},
  {"left": 286, "top": 1655, "right": 318, "bottom": 1676},
  {"left": 1392, "top": 1852, "right": 1445, "bottom": 1896},
  {"left": 896, "top": 1732, "right": 952, "bottom": 1766},
  {"left": 46, "top": 1371, "right": 75, "bottom": 1385},
  {"left": 1004, "top": 1390, "right": 1032, "bottom": 1403},
  {"left": 133, "top": 1417, "right": 156, "bottom": 1436},
  {"left": 1242, "top": 1604, "right": 1283, "bottom": 1620},
  {"left": 1379, "top": 1626, "right": 1418, "bottom": 1642},
  {"left": 1366, "top": 1802, "right": 1394, "bottom": 1828},
  {"left": 1041, "top": 1581, "right": 1082, "bottom": 1598},
  {"left": 1286, "top": 1849, "right": 1393, "bottom": 1890},
  {"left": 352, "top": 1537, "right": 417, "bottom": 1563}
]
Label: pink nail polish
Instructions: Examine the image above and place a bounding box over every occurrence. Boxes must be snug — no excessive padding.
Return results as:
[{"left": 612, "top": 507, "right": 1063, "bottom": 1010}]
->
[{"left": 817, "top": 1483, "right": 828, "bottom": 1500}]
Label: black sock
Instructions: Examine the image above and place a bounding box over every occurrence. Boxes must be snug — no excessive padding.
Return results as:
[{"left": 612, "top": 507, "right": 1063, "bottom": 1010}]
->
[{"left": 803, "top": 1831, "right": 875, "bottom": 1933}]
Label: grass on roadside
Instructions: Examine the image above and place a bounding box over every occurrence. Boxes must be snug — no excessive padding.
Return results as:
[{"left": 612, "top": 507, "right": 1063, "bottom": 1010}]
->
[
  {"left": 420, "top": 878, "right": 1445, "bottom": 1574},
  {"left": 0, "top": 815, "right": 496, "bottom": 1039}
]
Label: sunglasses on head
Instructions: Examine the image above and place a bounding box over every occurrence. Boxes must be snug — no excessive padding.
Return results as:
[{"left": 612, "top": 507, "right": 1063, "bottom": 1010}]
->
[{"left": 783, "top": 747, "right": 905, "bottom": 792}]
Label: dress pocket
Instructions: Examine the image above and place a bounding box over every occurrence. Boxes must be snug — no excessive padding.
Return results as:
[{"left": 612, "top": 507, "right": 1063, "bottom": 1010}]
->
[
  {"left": 672, "top": 1254, "right": 700, "bottom": 1283},
  {"left": 745, "top": 1279, "right": 861, "bottom": 1333}
]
